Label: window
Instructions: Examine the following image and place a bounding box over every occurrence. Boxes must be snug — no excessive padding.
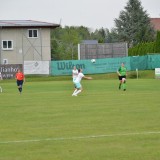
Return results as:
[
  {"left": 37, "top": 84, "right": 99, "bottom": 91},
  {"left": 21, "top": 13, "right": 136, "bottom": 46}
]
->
[
  {"left": 2, "top": 40, "right": 13, "bottom": 50},
  {"left": 28, "top": 29, "right": 38, "bottom": 38}
]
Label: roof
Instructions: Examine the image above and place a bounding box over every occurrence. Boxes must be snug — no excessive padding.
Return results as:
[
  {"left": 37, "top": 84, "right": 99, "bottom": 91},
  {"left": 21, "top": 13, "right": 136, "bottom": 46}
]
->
[
  {"left": 0, "top": 20, "right": 60, "bottom": 28},
  {"left": 150, "top": 18, "right": 160, "bottom": 31},
  {"left": 81, "top": 40, "right": 98, "bottom": 44}
]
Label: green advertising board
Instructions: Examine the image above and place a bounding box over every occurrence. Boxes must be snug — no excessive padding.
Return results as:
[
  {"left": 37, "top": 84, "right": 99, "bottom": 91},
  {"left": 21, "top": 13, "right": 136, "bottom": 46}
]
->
[
  {"left": 51, "top": 54, "right": 160, "bottom": 76},
  {"left": 51, "top": 57, "right": 131, "bottom": 76}
]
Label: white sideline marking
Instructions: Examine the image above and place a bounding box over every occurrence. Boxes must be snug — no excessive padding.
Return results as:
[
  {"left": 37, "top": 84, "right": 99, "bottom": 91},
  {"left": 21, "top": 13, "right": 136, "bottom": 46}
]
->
[{"left": 0, "top": 131, "right": 160, "bottom": 144}]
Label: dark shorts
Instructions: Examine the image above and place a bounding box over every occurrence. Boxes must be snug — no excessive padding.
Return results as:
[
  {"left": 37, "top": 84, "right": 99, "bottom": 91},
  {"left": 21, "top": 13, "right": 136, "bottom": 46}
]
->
[
  {"left": 17, "top": 80, "right": 24, "bottom": 86},
  {"left": 118, "top": 75, "right": 126, "bottom": 80}
]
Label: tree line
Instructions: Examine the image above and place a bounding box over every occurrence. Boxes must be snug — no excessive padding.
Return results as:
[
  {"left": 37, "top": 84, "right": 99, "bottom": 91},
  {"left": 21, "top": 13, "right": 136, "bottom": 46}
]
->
[
  {"left": 51, "top": 0, "right": 157, "bottom": 60},
  {"left": 128, "top": 31, "right": 160, "bottom": 56}
]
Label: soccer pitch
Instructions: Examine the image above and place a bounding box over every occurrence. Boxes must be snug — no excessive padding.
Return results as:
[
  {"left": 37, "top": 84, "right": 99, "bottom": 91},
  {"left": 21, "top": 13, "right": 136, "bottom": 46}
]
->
[{"left": 0, "top": 79, "right": 160, "bottom": 160}]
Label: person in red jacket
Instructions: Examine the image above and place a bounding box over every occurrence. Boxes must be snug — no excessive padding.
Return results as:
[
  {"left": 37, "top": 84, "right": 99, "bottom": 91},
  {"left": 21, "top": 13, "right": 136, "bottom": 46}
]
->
[{"left": 15, "top": 69, "right": 25, "bottom": 94}]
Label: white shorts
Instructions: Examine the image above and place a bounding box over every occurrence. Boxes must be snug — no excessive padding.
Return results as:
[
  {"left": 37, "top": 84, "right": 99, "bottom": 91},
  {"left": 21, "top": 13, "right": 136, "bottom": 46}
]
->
[{"left": 74, "top": 82, "right": 81, "bottom": 89}]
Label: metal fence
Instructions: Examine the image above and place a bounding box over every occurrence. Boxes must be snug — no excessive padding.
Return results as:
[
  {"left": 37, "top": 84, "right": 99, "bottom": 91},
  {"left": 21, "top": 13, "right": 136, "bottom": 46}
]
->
[{"left": 78, "top": 42, "right": 128, "bottom": 60}]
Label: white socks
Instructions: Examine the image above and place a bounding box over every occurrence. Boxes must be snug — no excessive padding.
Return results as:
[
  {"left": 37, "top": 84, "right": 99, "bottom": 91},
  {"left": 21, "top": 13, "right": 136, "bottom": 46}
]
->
[
  {"left": 72, "top": 89, "right": 82, "bottom": 96},
  {"left": 72, "top": 89, "right": 78, "bottom": 96},
  {"left": 74, "top": 90, "right": 81, "bottom": 96}
]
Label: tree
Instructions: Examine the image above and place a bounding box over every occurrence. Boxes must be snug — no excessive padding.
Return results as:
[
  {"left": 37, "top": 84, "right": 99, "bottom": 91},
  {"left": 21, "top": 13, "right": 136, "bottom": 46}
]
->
[
  {"left": 62, "top": 26, "right": 82, "bottom": 60},
  {"left": 51, "top": 26, "right": 107, "bottom": 60},
  {"left": 76, "top": 26, "right": 92, "bottom": 40},
  {"left": 51, "top": 27, "right": 65, "bottom": 60},
  {"left": 51, "top": 26, "right": 82, "bottom": 60},
  {"left": 105, "top": 28, "right": 119, "bottom": 43},
  {"left": 51, "top": 26, "right": 120, "bottom": 60},
  {"left": 155, "top": 31, "right": 160, "bottom": 53},
  {"left": 92, "top": 28, "right": 106, "bottom": 43},
  {"left": 114, "top": 0, "right": 155, "bottom": 47}
]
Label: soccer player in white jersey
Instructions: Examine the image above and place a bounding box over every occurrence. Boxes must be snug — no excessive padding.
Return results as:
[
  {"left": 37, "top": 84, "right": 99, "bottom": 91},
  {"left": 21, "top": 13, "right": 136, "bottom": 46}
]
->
[
  {"left": 72, "top": 66, "right": 78, "bottom": 93},
  {"left": 72, "top": 68, "right": 92, "bottom": 96},
  {"left": 0, "top": 72, "right": 3, "bottom": 93},
  {"left": 72, "top": 66, "right": 78, "bottom": 82}
]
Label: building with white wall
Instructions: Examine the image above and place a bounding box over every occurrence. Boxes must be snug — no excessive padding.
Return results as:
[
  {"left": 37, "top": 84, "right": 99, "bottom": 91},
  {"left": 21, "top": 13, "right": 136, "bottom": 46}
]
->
[{"left": 0, "top": 20, "right": 60, "bottom": 64}]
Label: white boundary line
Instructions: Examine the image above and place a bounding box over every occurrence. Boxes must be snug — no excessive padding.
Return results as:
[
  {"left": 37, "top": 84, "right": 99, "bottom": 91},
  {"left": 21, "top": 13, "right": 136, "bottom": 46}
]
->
[{"left": 1, "top": 131, "right": 160, "bottom": 144}]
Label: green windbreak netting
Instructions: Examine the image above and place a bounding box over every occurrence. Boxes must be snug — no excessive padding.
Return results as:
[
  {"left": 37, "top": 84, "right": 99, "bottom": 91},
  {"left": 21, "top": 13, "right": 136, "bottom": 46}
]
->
[
  {"left": 51, "top": 54, "right": 160, "bottom": 76},
  {"left": 51, "top": 57, "right": 131, "bottom": 76},
  {"left": 130, "top": 55, "right": 148, "bottom": 70},
  {"left": 147, "top": 54, "right": 160, "bottom": 69}
]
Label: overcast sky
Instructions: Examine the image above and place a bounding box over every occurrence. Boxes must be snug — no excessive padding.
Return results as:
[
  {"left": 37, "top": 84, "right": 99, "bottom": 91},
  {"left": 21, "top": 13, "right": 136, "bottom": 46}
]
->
[{"left": 0, "top": 0, "right": 160, "bottom": 30}]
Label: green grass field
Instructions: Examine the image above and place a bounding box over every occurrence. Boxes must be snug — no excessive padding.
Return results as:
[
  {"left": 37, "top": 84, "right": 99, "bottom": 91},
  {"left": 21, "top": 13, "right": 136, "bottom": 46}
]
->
[{"left": 0, "top": 76, "right": 160, "bottom": 160}]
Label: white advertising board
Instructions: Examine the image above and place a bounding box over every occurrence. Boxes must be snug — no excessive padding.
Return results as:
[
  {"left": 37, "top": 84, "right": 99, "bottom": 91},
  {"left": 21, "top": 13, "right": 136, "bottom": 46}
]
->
[
  {"left": 24, "top": 61, "right": 50, "bottom": 75},
  {"left": 155, "top": 68, "right": 160, "bottom": 79}
]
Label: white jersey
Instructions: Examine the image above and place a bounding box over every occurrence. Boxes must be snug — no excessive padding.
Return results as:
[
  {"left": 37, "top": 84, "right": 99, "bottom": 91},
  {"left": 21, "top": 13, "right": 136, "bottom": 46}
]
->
[
  {"left": 72, "top": 69, "right": 78, "bottom": 79},
  {"left": 74, "top": 72, "right": 84, "bottom": 83}
]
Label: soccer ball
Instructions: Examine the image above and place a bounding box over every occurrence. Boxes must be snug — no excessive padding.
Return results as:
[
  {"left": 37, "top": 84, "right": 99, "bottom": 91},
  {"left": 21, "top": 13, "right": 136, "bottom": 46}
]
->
[{"left": 91, "top": 59, "right": 96, "bottom": 63}]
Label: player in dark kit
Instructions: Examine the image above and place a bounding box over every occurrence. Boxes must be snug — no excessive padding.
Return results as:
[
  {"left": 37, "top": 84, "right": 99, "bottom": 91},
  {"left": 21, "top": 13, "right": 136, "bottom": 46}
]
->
[{"left": 117, "top": 63, "right": 127, "bottom": 91}]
